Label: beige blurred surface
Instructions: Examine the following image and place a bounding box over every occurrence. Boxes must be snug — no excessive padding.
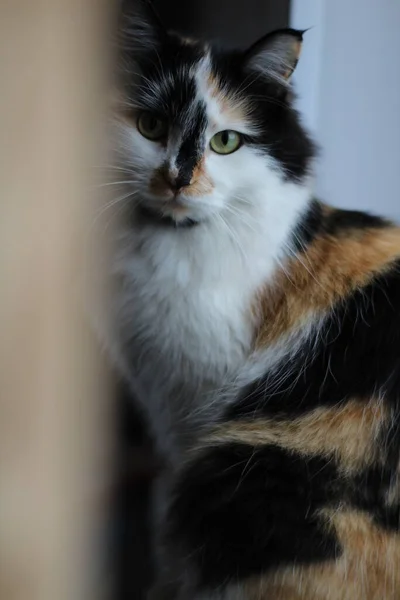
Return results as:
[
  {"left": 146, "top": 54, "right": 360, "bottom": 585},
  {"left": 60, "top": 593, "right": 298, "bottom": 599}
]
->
[{"left": 0, "top": 2, "right": 115, "bottom": 599}]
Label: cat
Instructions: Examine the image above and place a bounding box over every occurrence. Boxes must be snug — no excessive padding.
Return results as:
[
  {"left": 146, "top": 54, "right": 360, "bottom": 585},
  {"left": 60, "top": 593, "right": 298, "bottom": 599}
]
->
[{"left": 101, "top": 2, "right": 400, "bottom": 598}]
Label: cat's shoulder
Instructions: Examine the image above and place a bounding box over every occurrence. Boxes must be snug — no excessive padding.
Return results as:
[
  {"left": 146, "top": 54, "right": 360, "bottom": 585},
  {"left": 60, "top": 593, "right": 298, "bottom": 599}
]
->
[
  {"left": 255, "top": 201, "right": 400, "bottom": 357},
  {"left": 295, "top": 201, "right": 400, "bottom": 324}
]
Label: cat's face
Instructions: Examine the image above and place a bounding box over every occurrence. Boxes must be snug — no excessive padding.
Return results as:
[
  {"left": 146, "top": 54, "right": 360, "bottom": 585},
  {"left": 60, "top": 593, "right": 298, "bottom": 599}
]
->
[{"left": 112, "top": 7, "right": 314, "bottom": 226}]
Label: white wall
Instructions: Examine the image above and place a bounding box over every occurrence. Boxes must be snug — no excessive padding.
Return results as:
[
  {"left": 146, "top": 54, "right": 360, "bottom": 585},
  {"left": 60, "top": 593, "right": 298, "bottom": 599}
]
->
[{"left": 291, "top": 0, "right": 400, "bottom": 220}]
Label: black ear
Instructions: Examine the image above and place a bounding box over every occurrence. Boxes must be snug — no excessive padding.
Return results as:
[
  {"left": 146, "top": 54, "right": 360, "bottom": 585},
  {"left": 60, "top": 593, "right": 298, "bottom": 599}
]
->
[
  {"left": 118, "top": 0, "right": 166, "bottom": 56},
  {"left": 244, "top": 28, "right": 305, "bottom": 84}
]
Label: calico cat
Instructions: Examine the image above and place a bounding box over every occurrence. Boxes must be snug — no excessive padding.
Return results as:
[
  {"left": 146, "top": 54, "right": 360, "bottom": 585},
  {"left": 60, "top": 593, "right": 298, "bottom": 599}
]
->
[{"left": 103, "top": 2, "right": 400, "bottom": 599}]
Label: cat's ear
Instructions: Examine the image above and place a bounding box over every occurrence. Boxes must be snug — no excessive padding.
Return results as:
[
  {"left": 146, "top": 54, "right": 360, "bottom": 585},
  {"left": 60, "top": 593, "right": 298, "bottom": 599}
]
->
[
  {"left": 118, "top": 0, "right": 166, "bottom": 56},
  {"left": 243, "top": 28, "right": 305, "bottom": 85}
]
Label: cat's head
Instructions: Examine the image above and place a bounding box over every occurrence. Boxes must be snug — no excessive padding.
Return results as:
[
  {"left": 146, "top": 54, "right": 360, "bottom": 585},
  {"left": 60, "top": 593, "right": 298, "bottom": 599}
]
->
[{"left": 112, "top": 1, "right": 315, "bottom": 227}]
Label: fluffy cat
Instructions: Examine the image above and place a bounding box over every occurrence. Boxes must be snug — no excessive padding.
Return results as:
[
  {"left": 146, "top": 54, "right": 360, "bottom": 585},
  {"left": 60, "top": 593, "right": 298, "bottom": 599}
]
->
[{"left": 101, "top": 3, "right": 400, "bottom": 599}]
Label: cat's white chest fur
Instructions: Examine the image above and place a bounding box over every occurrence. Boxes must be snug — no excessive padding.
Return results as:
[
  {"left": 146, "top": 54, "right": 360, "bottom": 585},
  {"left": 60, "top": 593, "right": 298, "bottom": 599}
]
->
[{"left": 109, "top": 218, "right": 276, "bottom": 458}]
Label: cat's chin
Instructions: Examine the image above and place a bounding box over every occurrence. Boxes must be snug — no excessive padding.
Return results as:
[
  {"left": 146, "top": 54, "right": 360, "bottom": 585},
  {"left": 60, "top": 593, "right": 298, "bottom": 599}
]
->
[
  {"left": 137, "top": 193, "right": 218, "bottom": 227},
  {"left": 137, "top": 203, "right": 202, "bottom": 228}
]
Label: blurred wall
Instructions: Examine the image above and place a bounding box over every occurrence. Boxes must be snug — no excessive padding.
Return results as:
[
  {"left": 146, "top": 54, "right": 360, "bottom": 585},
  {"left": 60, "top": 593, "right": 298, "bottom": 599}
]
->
[{"left": 291, "top": 0, "right": 400, "bottom": 220}]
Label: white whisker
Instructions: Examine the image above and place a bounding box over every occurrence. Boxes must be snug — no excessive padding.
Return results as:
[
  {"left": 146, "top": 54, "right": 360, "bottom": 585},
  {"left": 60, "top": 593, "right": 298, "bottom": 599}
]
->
[
  {"left": 93, "top": 179, "right": 136, "bottom": 189},
  {"left": 92, "top": 190, "right": 138, "bottom": 228}
]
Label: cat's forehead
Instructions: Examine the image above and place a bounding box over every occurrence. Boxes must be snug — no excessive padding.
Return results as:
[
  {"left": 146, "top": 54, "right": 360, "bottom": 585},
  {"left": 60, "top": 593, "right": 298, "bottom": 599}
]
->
[{"left": 133, "top": 36, "right": 254, "bottom": 133}]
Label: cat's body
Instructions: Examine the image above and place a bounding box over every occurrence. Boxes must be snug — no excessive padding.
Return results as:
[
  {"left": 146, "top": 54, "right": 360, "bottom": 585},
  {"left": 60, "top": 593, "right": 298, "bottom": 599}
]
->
[{"left": 101, "top": 4, "right": 400, "bottom": 599}]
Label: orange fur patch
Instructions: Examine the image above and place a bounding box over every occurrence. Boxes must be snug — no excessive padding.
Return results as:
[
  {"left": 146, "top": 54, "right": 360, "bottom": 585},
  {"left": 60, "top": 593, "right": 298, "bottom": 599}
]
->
[
  {"left": 206, "top": 70, "right": 249, "bottom": 123},
  {"left": 284, "top": 39, "right": 303, "bottom": 80},
  {"left": 186, "top": 156, "right": 214, "bottom": 196},
  {"left": 255, "top": 224, "right": 400, "bottom": 348},
  {"left": 245, "top": 510, "right": 400, "bottom": 600},
  {"left": 204, "top": 399, "right": 388, "bottom": 474}
]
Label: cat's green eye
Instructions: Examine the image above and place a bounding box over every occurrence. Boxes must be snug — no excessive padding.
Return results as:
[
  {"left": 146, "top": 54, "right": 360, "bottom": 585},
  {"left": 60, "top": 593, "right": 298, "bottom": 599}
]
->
[
  {"left": 210, "top": 130, "right": 242, "bottom": 155},
  {"left": 137, "top": 112, "right": 168, "bottom": 141}
]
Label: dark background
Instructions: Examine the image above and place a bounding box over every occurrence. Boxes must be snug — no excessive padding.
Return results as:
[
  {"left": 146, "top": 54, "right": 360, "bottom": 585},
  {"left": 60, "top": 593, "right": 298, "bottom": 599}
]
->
[
  {"left": 154, "top": 0, "right": 289, "bottom": 47},
  {"left": 113, "top": 1, "right": 290, "bottom": 598}
]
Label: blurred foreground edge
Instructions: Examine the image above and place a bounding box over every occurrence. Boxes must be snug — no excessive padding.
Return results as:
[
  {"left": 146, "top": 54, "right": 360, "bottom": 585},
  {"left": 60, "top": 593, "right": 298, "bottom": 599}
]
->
[{"left": 0, "top": 2, "right": 116, "bottom": 600}]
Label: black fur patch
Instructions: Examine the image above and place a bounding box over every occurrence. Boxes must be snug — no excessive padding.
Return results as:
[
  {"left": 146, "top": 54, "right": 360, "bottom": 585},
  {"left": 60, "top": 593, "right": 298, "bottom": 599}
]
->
[
  {"left": 230, "top": 259, "right": 400, "bottom": 420},
  {"left": 324, "top": 209, "right": 389, "bottom": 236},
  {"left": 290, "top": 202, "right": 391, "bottom": 254},
  {"left": 175, "top": 99, "right": 208, "bottom": 187},
  {"left": 137, "top": 203, "right": 200, "bottom": 228},
  {"left": 291, "top": 199, "right": 323, "bottom": 252},
  {"left": 168, "top": 443, "right": 340, "bottom": 589}
]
